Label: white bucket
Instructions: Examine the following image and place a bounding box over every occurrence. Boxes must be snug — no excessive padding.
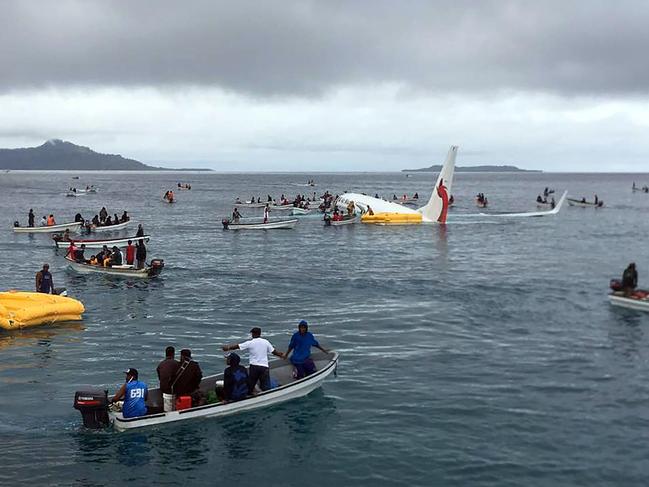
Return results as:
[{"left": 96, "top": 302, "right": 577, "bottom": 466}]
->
[{"left": 163, "top": 393, "right": 176, "bottom": 412}]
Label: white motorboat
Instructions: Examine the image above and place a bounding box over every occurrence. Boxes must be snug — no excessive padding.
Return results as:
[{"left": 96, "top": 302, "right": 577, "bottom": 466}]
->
[
  {"left": 236, "top": 201, "right": 266, "bottom": 208},
  {"left": 222, "top": 218, "right": 298, "bottom": 230},
  {"left": 13, "top": 221, "right": 83, "bottom": 234},
  {"left": 609, "top": 291, "right": 649, "bottom": 312},
  {"left": 53, "top": 234, "right": 150, "bottom": 249},
  {"left": 65, "top": 256, "right": 164, "bottom": 278},
  {"left": 325, "top": 214, "right": 361, "bottom": 226},
  {"left": 290, "top": 207, "right": 311, "bottom": 215},
  {"left": 271, "top": 204, "right": 295, "bottom": 211},
  {"left": 88, "top": 220, "right": 131, "bottom": 233},
  {"left": 73, "top": 351, "right": 338, "bottom": 431},
  {"left": 567, "top": 198, "right": 603, "bottom": 208}
]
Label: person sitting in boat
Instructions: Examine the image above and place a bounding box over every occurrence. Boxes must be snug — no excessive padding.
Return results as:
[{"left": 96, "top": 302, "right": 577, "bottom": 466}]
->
[
  {"left": 581, "top": 197, "right": 586, "bottom": 203},
  {"left": 91, "top": 214, "right": 100, "bottom": 226},
  {"left": 60, "top": 228, "right": 71, "bottom": 242},
  {"left": 346, "top": 201, "right": 355, "bottom": 216},
  {"left": 622, "top": 263, "right": 638, "bottom": 296},
  {"left": 392, "top": 194, "right": 397, "bottom": 200},
  {"left": 537, "top": 195, "right": 543, "bottom": 203},
  {"left": 222, "top": 327, "right": 284, "bottom": 394},
  {"left": 40, "top": 215, "right": 47, "bottom": 227},
  {"left": 74, "top": 244, "right": 87, "bottom": 263},
  {"left": 66, "top": 241, "right": 78, "bottom": 259},
  {"left": 413, "top": 192, "right": 419, "bottom": 199},
  {"left": 110, "top": 246, "right": 123, "bottom": 266},
  {"left": 157, "top": 346, "right": 180, "bottom": 412},
  {"left": 102, "top": 249, "right": 113, "bottom": 267},
  {"left": 232, "top": 207, "right": 242, "bottom": 222},
  {"left": 74, "top": 212, "right": 83, "bottom": 223},
  {"left": 35, "top": 264, "right": 54, "bottom": 294},
  {"left": 112, "top": 213, "right": 119, "bottom": 225},
  {"left": 283, "top": 320, "right": 329, "bottom": 379},
  {"left": 222, "top": 352, "right": 249, "bottom": 403},
  {"left": 171, "top": 349, "right": 203, "bottom": 400},
  {"left": 105, "top": 215, "right": 113, "bottom": 226},
  {"left": 47, "top": 214, "right": 56, "bottom": 226},
  {"left": 267, "top": 194, "right": 273, "bottom": 202},
  {"left": 89, "top": 255, "right": 99, "bottom": 265},
  {"left": 120, "top": 211, "right": 129, "bottom": 223},
  {"left": 111, "top": 368, "right": 148, "bottom": 419}
]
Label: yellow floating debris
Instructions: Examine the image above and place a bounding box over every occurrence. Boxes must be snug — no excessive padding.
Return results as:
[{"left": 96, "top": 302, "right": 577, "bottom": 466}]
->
[{"left": 0, "top": 291, "right": 85, "bottom": 330}]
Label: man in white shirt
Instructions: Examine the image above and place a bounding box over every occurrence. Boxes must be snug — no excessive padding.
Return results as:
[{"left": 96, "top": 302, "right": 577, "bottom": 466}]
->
[{"left": 222, "top": 327, "right": 284, "bottom": 393}]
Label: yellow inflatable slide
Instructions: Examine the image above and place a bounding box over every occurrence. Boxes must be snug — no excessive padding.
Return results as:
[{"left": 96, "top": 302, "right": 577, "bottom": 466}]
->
[
  {"left": 361, "top": 212, "right": 423, "bottom": 224},
  {"left": 0, "top": 291, "right": 85, "bottom": 330}
]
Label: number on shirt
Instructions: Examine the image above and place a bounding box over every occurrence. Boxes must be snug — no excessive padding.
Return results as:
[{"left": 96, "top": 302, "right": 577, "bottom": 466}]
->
[{"left": 130, "top": 388, "right": 144, "bottom": 399}]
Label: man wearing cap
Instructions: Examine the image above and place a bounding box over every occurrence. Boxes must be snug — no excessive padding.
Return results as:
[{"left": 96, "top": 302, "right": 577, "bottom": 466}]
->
[
  {"left": 35, "top": 264, "right": 54, "bottom": 294},
  {"left": 111, "top": 368, "right": 148, "bottom": 418},
  {"left": 222, "top": 327, "right": 283, "bottom": 394},
  {"left": 285, "top": 320, "right": 329, "bottom": 379}
]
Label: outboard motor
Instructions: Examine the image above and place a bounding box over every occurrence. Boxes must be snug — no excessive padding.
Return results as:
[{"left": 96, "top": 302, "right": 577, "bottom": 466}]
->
[
  {"left": 610, "top": 279, "right": 623, "bottom": 292},
  {"left": 73, "top": 390, "right": 110, "bottom": 429},
  {"left": 222, "top": 218, "right": 230, "bottom": 229},
  {"left": 148, "top": 258, "right": 165, "bottom": 277}
]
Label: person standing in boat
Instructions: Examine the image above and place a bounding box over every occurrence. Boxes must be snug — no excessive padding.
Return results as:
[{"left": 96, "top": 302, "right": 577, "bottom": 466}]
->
[
  {"left": 232, "top": 207, "right": 242, "bottom": 223},
  {"left": 135, "top": 239, "right": 147, "bottom": 269},
  {"left": 222, "top": 327, "right": 284, "bottom": 394},
  {"left": 125, "top": 240, "right": 136, "bottom": 266},
  {"left": 135, "top": 224, "right": 145, "bottom": 237},
  {"left": 111, "top": 368, "right": 148, "bottom": 418},
  {"left": 594, "top": 194, "right": 599, "bottom": 205},
  {"left": 99, "top": 207, "right": 108, "bottom": 223},
  {"left": 157, "top": 346, "right": 180, "bottom": 412},
  {"left": 263, "top": 204, "right": 270, "bottom": 224},
  {"left": 28, "top": 209, "right": 35, "bottom": 227},
  {"left": 283, "top": 320, "right": 329, "bottom": 379},
  {"left": 35, "top": 264, "right": 54, "bottom": 294},
  {"left": 622, "top": 263, "right": 638, "bottom": 296}
]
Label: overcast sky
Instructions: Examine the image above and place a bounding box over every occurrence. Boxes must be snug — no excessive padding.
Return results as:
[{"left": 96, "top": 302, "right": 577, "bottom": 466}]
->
[{"left": 1, "top": 0, "right": 648, "bottom": 171}]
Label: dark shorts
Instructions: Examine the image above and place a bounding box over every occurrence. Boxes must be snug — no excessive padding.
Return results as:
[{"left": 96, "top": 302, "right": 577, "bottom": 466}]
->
[
  {"left": 248, "top": 365, "right": 271, "bottom": 392},
  {"left": 293, "top": 358, "right": 316, "bottom": 379}
]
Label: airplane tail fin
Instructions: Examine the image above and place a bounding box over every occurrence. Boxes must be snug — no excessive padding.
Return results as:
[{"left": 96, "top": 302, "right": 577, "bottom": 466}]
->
[{"left": 417, "top": 145, "right": 458, "bottom": 223}]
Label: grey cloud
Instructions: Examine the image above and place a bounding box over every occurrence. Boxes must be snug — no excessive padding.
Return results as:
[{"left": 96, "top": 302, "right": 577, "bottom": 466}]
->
[{"left": 1, "top": 0, "right": 648, "bottom": 96}]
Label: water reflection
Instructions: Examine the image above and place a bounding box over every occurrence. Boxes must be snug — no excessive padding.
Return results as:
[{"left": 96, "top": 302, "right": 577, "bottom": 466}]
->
[{"left": 0, "top": 322, "right": 85, "bottom": 353}]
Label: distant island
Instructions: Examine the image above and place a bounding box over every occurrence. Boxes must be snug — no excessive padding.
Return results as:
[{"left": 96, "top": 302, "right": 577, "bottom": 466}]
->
[
  {"left": 403, "top": 164, "right": 541, "bottom": 173},
  {"left": 0, "top": 139, "right": 210, "bottom": 171}
]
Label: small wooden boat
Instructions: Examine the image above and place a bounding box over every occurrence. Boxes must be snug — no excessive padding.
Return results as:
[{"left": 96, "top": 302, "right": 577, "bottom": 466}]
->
[
  {"left": 53, "top": 234, "right": 150, "bottom": 249},
  {"left": 65, "top": 256, "right": 164, "bottom": 278},
  {"left": 609, "top": 291, "right": 649, "bottom": 312},
  {"left": 73, "top": 351, "right": 338, "bottom": 431},
  {"left": 87, "top": 220, "right": 130, "bottom": 233},
  {"left": 567, "top": 198, "right": 603, "bottom": 208},
  {"left": 13, "top": 221, "right": 83, "bottom": 234},
  {"left": 222, "top": 218, "right": 298, "bottom": 230},
  {"left": 325, "top": 214, "right": 361, "bottom": 226}
]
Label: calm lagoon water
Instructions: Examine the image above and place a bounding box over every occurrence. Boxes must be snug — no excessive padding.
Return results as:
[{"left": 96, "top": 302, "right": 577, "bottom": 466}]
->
[{"left": 1, "top": 170, "right": 649, "bottom": 486}]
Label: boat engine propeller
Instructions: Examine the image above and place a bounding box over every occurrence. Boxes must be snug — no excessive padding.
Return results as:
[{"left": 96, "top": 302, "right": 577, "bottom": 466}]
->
[{"left": 73, "top": 390, "right": 110, "bottom": 429}]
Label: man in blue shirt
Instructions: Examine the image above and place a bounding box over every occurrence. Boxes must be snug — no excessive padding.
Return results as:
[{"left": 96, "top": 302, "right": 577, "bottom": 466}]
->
[
  {"left": 285, "top": 320, "right": 329, "bottom": 379},
  {"left": 111, "top": 368, "right": 148, "bottom": 418}
]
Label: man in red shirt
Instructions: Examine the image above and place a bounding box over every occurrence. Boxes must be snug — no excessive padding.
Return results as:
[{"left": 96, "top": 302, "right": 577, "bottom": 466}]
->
[{"left": 125, "top": 240, "right": 136, "bottom": 265}]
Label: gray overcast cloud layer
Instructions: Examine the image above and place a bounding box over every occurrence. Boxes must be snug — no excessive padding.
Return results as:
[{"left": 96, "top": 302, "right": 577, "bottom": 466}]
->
[{"left": 2, "top": 0, "right": 648, "bottom": 97}]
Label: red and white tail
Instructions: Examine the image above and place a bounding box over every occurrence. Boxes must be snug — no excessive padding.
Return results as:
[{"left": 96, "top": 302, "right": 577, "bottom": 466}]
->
[{"left": 417, "top": 145, "right": 458, "bottom": 223}]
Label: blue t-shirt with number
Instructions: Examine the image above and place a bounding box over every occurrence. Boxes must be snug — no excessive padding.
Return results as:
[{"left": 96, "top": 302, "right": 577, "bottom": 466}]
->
[{"left": 123, "top": 380, "right": 148, "bottom": 418}]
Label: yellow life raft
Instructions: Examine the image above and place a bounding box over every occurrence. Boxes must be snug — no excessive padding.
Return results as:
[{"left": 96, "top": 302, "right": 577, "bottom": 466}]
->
[
  {"left": 361, "top": 212, "right": 423, "bottom": 224},
  {"left": 0, "top": 291, "right": 85, "bottom": 330}
]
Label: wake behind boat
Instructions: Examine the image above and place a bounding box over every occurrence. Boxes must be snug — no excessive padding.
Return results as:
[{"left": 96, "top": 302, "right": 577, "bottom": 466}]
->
[
  {"left": 73, "top": 351, "right": 338, "bottom": 431},
  {"left": 65, "top": 256, "right": 164, "bottom": 278},
  {"left": 222, "top": 218, "right": 298, "bottom": 230},
  {"left": 53, "top": 234, "right": 151, "bottom": 249}
]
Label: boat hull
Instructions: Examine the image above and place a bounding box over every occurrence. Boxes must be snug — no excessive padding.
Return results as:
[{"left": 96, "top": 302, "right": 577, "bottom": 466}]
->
[
  {"left": 567, "top": 198, "right": 603, "bottom": 208},
  {"left": 223, "top": 219, "right": 298, "bottom": 230},
  {"left": 54, "top": 235, "right": 150, "bottom": 249},
  {"left": 13, "top": 222, "right": 83, "bottom": 233},
  {"left": 65, "top": 257, "right": 163, "bottom": 278},
  {"left": 89, "top": 221, "right": 130, "bottom": 233},
  {"left": 609, "top": 293, "right": 649, "bottom": 312},
  {"left": 110, "top": 352, "right": 338, "bottom": 431}
]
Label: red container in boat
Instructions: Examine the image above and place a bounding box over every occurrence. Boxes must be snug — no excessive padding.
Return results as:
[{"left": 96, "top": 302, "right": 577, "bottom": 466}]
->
[{"left": 176, "top": 396, "right": 192, "bottom": 410}]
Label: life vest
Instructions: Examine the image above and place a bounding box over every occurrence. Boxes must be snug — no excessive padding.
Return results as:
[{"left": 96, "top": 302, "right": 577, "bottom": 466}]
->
[{"left": 47, "top": 216, "right": 55, "bottom": 226}]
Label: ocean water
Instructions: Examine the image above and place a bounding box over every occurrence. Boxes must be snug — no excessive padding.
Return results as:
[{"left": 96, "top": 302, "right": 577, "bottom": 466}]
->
[{"left": 1, "top": 170, "right": 649, "bottom": 486}]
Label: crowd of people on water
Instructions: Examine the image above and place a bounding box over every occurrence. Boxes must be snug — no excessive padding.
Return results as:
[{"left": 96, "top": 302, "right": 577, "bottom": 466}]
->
[
  {"left": 89, "top": 207, "right": 130, "bottom": 229},
  {"left": 632, "top": 182, "right": 649, "bottom": 193},
  {"left": 67, "top": 185, "right": 96, "bottom": 194},
  {"left": 177, "top": 183, "right": 191, "bottom": 190},
  {"left": 536, "top": 194, "right": 556, "bottom": 208},
  {"left": 112, "top": 321, "right": 328, "bottom": 418},
  {"left": 65, "top": 239, "right": 148, "bottom": 269}
]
